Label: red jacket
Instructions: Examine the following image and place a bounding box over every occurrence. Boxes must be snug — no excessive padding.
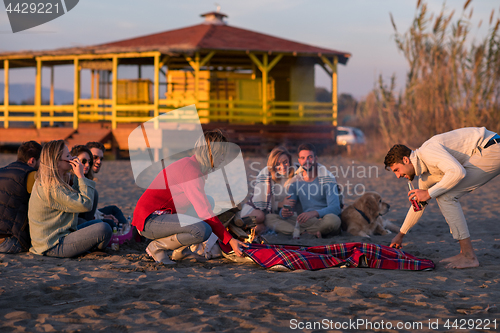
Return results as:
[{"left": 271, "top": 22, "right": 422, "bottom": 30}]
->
[{"left": 133, "top": 155, "right": 233, "bottom": 245}]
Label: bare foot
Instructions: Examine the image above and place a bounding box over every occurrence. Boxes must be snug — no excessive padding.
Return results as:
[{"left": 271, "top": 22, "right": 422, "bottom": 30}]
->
[
  {"left": 439, "top": 253, "right": 463, "bottom": 263},
  {"left": 441, "top": 253, "right": 479, "bottom": 269}
]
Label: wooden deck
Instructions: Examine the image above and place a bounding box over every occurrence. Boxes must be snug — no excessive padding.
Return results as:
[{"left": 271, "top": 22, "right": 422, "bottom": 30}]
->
[
  {"left": 202, "top": 123, "right": 336, "bottom": 153},
  {"left": 0, "top": 127, "right": 76, "bottom": 146},
  {"left": 0, "top": 122, "right": 337, "bottom": 155},
  {"left": 65, "top": 123, "right": 114, "bottom": 149}
]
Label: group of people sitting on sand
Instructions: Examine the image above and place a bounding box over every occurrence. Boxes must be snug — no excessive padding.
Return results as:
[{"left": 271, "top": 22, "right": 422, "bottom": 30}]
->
[
  {"left": 0, "top": 140, "right": 126, "bottom": 257},
  {"left": 1, "top": 126, "right": 499, "bottom": 269},
  {"left": 0, "top": 130, "right": 342, "bottom": 262}
]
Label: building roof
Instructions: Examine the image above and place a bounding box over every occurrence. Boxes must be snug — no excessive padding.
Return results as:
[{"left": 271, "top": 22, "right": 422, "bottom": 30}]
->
[
  {"left": 97, "top": 24, "right": 350, "bottom": 64},
  {"left": 0, "top": 19, "right": 351, "bottom": 65}
]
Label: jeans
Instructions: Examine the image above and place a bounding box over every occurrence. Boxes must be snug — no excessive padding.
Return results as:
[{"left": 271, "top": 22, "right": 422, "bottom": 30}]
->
[
  {"left": 78, "top": 217, "right": 117, "bottom": 230},
  {"left": 140, "top": 214, "right": 212, "bottom": 246},
  {"left": 184, "top": 195, "right": 215, "bottom": 219},
  {"left": 44, "top": 220, "right": 112, "bottom": 258},
  {"left": 0, "top": 237, "right": 26, "bottom": 254}
]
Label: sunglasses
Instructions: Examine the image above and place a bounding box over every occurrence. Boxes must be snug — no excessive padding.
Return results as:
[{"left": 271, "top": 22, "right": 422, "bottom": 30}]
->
[{"left": 80, "top": 158, "right": 90, "bottom": 165}]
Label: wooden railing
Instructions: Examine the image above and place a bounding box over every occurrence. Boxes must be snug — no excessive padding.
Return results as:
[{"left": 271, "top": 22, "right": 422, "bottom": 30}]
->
[{"left": 0, "top": 99, "right": 336, "bottom": 128}]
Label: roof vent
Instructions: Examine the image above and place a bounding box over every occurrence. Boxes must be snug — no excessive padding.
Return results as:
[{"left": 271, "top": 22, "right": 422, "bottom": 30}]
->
[{"left": 200, "top": 10, "right": 227, "bottom": 25}]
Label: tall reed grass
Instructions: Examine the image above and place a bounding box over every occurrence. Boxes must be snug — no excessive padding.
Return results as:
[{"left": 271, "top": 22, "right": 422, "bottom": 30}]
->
[{"left": 359, "top": 0, "right": 500, "bottom": 149}]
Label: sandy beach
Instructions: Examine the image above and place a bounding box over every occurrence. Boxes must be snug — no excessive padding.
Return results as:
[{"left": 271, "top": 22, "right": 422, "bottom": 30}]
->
[{"left": 1, "top": 152, "right": 499, "bottom": 333}]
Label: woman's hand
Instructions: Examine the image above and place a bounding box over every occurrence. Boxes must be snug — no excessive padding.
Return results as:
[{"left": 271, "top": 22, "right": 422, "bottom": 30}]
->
[
  {"left": 229, "top": 238, "right": 249, "bottom": 257},
  {"left": 69, "top": 158, "right": 85, "bottom": 179}
]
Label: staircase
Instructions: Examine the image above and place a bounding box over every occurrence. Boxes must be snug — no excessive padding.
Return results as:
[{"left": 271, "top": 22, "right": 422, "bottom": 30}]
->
[
  {"left": 65, "top": 123, "right": 113, "bottom": 149},
  {"left": 0, "top": 127, "right": 76, "bottom": 145}
]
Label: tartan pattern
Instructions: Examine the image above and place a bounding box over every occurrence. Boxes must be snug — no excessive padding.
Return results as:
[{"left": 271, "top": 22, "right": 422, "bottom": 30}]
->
[{"left": 243, "top": 242, "right": 435, "bottom": 271}]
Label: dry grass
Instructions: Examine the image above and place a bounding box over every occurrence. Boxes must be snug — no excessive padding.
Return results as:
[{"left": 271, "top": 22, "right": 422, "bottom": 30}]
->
[{"left": 357, "top": 0, "right": 500, "bottom": 149}]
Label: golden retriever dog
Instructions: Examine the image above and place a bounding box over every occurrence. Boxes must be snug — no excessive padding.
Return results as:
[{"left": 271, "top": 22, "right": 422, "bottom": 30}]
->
[{"left": 340, "top": 192, "right": 400, "bottom": 237}]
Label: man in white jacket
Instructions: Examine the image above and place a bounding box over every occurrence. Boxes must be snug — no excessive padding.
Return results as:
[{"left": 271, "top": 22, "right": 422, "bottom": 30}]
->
[{"left": 384, "top": 127, "right": 500, "bottom": 269}]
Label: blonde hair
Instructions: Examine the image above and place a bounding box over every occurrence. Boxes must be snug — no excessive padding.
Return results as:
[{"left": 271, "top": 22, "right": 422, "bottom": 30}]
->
[
  {"left": 267, "top": 146, "right": 294, "bottom": 183},
  {"left": 194, "top": 129, "right": 228, "bottom": 175},
  {"left": 36, "top": 140, "right": 75, "bottom": 201}
]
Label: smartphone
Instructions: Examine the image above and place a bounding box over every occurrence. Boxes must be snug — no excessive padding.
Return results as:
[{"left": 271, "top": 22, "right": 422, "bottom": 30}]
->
[{"left": 283, "top": 204, "right": 292, "bottom": 210}]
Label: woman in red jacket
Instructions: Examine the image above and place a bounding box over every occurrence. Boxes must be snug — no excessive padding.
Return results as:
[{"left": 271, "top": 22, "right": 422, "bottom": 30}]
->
[{"left": 132, "top": 130, "right": 247, "bottom": 264}]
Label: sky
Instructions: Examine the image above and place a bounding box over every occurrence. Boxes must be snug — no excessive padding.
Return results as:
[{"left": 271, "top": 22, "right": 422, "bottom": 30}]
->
[{"left": 0, "top": 0, "right": 498, "bottom": 100}]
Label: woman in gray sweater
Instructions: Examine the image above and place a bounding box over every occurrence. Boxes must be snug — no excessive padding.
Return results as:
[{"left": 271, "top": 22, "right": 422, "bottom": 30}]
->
[{"left": 28, "top": 140, "right": 112, "bottom": 257}]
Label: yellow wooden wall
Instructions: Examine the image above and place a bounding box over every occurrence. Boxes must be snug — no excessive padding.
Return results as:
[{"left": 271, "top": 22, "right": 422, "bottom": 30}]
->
[
  {"left": 289, "top": 57, "right": 316, "bottom": 102},
  {"left": 117, "top": 79, "right": 152, "bottom": 104}
]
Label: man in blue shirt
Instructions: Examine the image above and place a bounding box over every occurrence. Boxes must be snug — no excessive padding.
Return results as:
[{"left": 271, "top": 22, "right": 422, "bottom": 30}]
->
[{"left": 265, "top": 143, "right": 341, "bottom": 238}]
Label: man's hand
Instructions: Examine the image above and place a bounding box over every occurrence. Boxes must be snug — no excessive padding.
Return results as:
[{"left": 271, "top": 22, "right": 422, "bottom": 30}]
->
[
  {"left": 229, "top": 238, "right": 249, "bottom": 257},
  {"left": 282, "top": 195, "right": 296, "bottom": 208},
  {"left": 390, "top": 232, "right": 405, "bottom": 249},
  {"left": 408, "top": 189, "right": 430, "bottom": 203},
  {"left": 103, "top": 214, "right": 119, "bottom": 224},
  {"left": 297, "top": 211, "right": 319, "bottom": 224},
  {"left": 281, "top": 207, "right": 294, "bottom": 218}
]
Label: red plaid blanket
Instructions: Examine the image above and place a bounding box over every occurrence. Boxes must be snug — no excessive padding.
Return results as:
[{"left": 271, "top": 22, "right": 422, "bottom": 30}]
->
[{"left": 243, "top": 242, "right": 435, "bottom": 271}]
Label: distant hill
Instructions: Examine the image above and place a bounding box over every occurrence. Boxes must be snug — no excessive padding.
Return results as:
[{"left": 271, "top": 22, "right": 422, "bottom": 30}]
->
[{"left": 0, "top": 83, "right": 89, "bottom": 105}]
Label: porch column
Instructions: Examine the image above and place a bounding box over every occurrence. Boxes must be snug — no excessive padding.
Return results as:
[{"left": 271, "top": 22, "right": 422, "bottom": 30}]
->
[
  {"left": 185, "top": 51, "right": 216, "bottom": 100},
  {"left": 332, "top": 56, "right": 338, "bottom": 126},
  {"left": 3, "top": 60, "right": 9, "bottom": 128},
  {"left": 35, "top": 58, "right": 42, "bottom": 129},
  {"left": 73, "top": 58, "right": 80, "bottom": 129},
  {"left": 111, "top": 56, "right": 118, "bottom": 129},
  {"left": 91, "top": 70, "right": 94, "bottom": 99},
  {"left": 262, "top": 54, "right": 268, "bottom": 124},
  {"left": 154, "top": 53, "right": 160, "bottom": 129},
  {"left": 248, "top": 53, "right": 283, "bottom": 125},
  {"left": 95, "top": 71, "right": 100, "bottom": 99},
  {"left": 50, "top": 66, "right": 54, "bottom": 126},
  {"left": 320, "top": 55, "right": 338, "bottom": 126}
]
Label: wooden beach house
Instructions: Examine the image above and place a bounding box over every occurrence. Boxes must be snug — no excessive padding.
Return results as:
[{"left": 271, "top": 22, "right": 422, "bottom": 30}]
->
[{"left": 0, "top": 11, "right": 351, "bottom": 151}]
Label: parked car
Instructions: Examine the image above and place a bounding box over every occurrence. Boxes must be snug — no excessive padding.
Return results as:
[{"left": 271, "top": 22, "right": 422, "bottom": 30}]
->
[{"left": 336, "top": 126, "right": 366, "bottom": 146}]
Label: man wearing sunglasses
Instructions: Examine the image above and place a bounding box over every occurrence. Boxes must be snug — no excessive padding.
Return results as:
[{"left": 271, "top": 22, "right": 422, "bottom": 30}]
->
[{"left": 85, "top": 142, "right": 128, "bottom": 229}]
